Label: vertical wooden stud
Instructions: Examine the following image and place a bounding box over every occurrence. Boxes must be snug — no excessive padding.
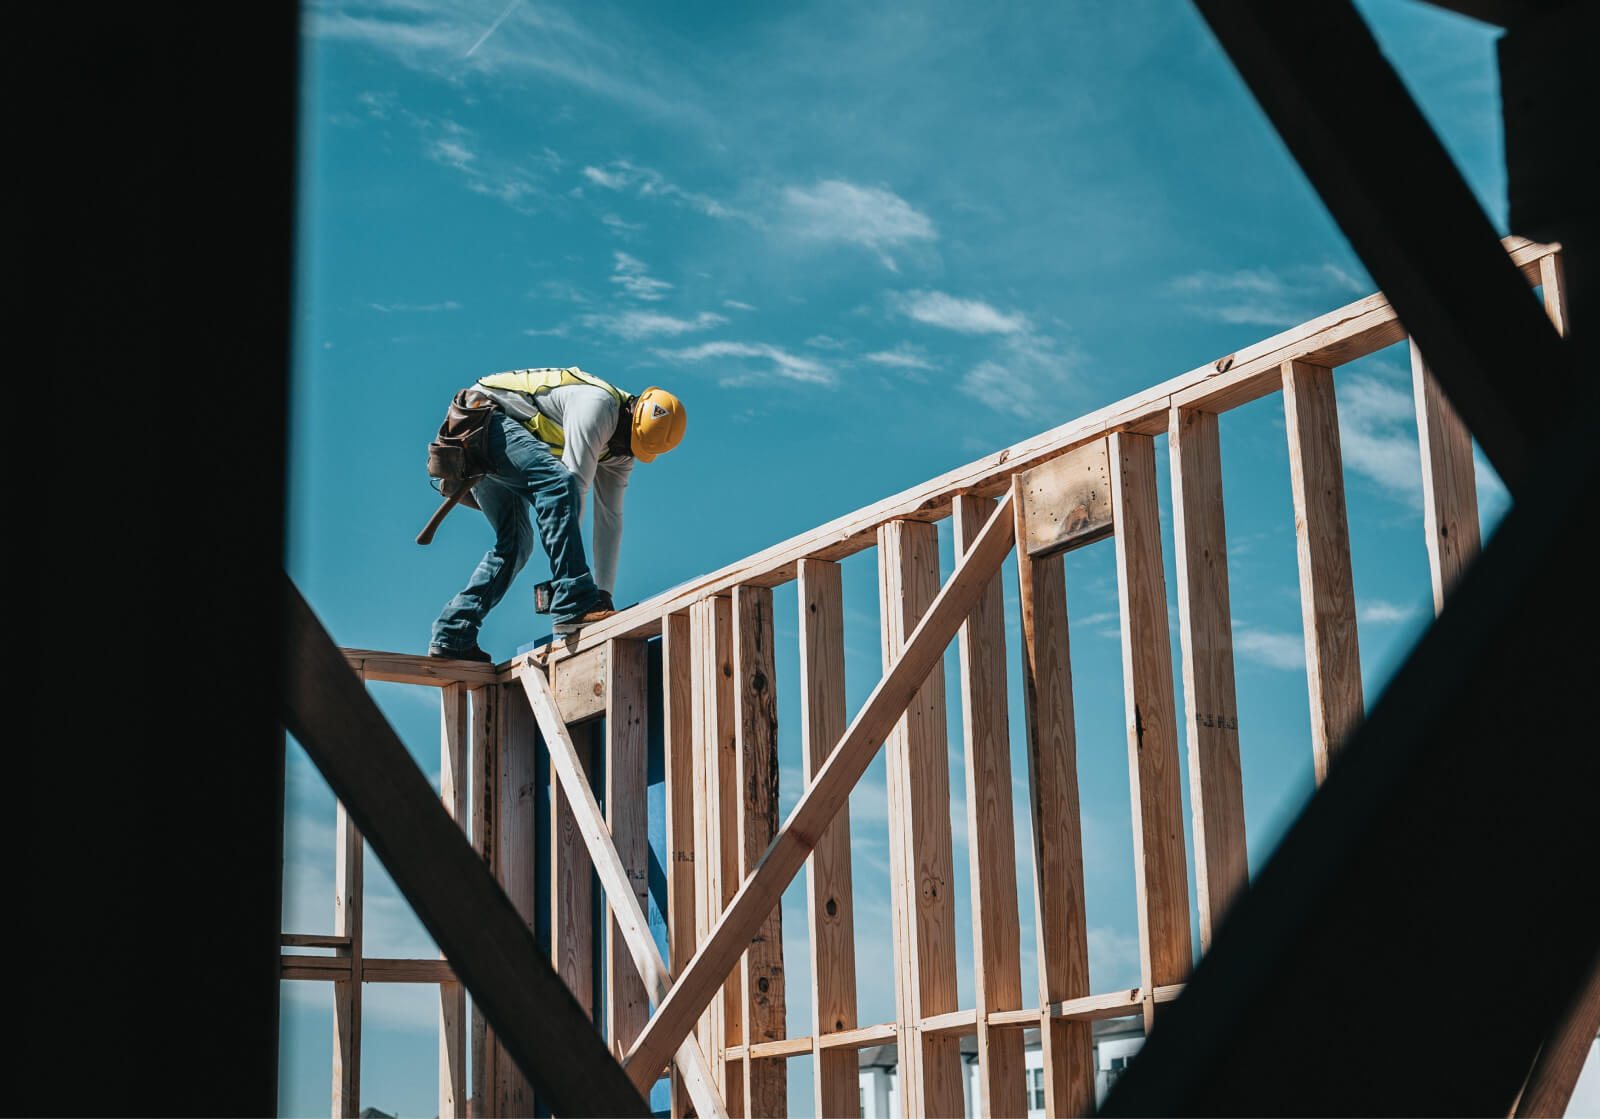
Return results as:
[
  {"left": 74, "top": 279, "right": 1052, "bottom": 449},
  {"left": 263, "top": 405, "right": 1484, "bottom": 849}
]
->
[
  {"left": 333, "top": 798, "right": 363, "bottom": 1119},
  {"left": 1011, "top": 477, "right": 1095, "bottom": 1118},
  {"left": 664, "top": 613, "right": 697, "bottom": 1118},
  {"left": 877, "top": 520, "right": 963, "bottom": 1119},
  {"left": 1410, "top": 341, "right": 1482, "bottom": 616},
  {"left": 1539, "top": 251, "right": 1567, "bottom": 337},
  {"left": 1168, "top": 409, "right": 1248, "bottom": 951},
  {"left": 1282, "top": 360, "right": 1364, "bottom": 782},
  {"left": 497, "top": 680, "right": 540, "bottom": 1117},
  {"left": 607, "top": 639, "right": 652, "bottom": 1061},
  {"left": 1110, "top": 431, "right": 1193, "bottom": 1031},
  {"left": 734, "top": 586, "right": 787, "bottom": 1117},
  {"left": 469, "top": 683, "right": 498, "bottom": 1117},
  {"left": 797, "top": 559, "right": 860, "bottom": 1119},
  {"left": 439, "top": 683, "right": 469, "bottom": 1119},
  {"left": 693, "top": 596, "right": 741, "bottom": 1112},
  {"left": 953, "top": 495, "right": 1027, "bottom": 1118}
]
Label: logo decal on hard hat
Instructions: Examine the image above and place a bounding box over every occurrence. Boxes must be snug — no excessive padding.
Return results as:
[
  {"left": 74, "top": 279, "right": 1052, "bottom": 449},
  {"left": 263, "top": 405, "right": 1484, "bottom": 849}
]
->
[{"left": 651, "top": 403, "right": 669, "bottom": 419}]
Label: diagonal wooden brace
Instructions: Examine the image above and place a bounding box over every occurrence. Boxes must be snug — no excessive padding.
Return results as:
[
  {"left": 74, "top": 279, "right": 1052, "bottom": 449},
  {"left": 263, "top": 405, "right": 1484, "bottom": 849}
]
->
[
  {"left": 521, "top": 669, "right": 731, "bottom": 1115},
  {"left": 623, "top": 492, "right": 1017, "bottom": 1084},
  {"left": 281, "top": 575, "right": 648, "bottom": 1117}
]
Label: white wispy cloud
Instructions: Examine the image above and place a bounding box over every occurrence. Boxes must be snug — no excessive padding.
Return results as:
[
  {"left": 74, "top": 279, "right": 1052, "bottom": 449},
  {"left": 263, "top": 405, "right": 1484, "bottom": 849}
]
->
[
  {"left": 601, "top": 213, "right": 644, "bottom": 233},
  {"left": 368, "top": 300, "right": 462, "bottom": 313},
  {"left": 780, "top": 180, "right": 936, "bottom": 270},
  {"left": 579, "top": 309, "right": 726, "bottom": 341},
  {"left": 610, "top": 251, "right": 671, "bottom": 301},
  {"left": 1173, "top": 260, "right": 1373, "bottom": 326},
  {"left": 1358, "top": 598, "right": 1419, "bottom": 624},
  {"left": 1336, "top": 369, "right": 1423, "bottom": 505},
  {"left": 863, "top": 342, "right": 936, "bottom": 371},
  {"left": 723, "top": 300, "right": 757, "bottom": 312},
  {"left": 805, "top": 334, "right": 847, "bottom": 350},
  {"left": 894, "top": 290, "right": 1029, "bottom": 335},
  {"left": 1232, "top": 623, "right": 1306, "bottom": 670},
  {"left": 581, "top": 160, "right": 748, "bottom": 221},
  {"left": 959, "top": 330, "right": 1081, "bottom": 419},
  {"left": 654, "top": 340, "right": 835, "bottom": 386}
]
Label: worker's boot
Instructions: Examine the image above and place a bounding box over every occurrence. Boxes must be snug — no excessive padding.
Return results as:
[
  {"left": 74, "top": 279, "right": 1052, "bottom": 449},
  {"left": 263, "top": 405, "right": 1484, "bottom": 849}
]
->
[
  {"left": 428, "top": 642, "right": 493, "bottom": 663},
  {"left": 552, "top": 591, "right": 617, "bottom": 636}
]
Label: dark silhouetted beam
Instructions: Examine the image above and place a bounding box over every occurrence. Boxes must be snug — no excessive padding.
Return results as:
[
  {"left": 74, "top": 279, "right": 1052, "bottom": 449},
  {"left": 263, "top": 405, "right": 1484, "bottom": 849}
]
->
[{"left": 1189, "top": 0, "right": 1570, "bottom": 495}]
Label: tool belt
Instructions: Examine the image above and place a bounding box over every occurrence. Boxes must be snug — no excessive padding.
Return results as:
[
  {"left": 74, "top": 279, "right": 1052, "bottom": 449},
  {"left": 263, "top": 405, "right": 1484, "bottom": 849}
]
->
[{"left": 417, "top": 388, "right": 498, "bottom": 544}]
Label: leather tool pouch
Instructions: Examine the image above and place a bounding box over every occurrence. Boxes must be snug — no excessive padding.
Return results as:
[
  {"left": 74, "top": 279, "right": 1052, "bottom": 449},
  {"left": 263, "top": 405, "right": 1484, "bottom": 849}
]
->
[{"left": 426, "top": 388, "right": 498, "bottom": 509}]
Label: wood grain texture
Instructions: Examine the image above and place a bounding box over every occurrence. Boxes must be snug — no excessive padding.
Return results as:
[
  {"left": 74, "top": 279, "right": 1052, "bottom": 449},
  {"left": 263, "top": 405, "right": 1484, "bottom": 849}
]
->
[
  {"left": 607, "top": 640, "right": 652, "bottom": 1059},
  {"left": 333, "top": 800, "right": 362, "bottom": 1119},
  {"left": 469, "top": 683, "right": 498, "bottom": 1118},
  {"left": 796, "top": 559, "right": 860, "bottom": 1119},
  {"left": 1011, "top": 477, "right": 1095, "bottom": 1119},
  {"left": 1513, "top": 950, "right": 1600, "bottom": 1118},
  {"left": 1110, "top": 432, "right": 1193, "bottom": 1030},
  {"left": 439, "top": 684, "right": 469, "bottom": 1119},
  {"left": 953, "top": 496, "right": 1027, "bottom": 1118},
  {"left": 1410, "top": 341, "right": 1482, "bottom": 616},
  {"left": 522, "top": 670, "right": 730, "bottom": 1119},
  {"left": 663, "top": 613, "right": 697, "bottom": 1119},
  {"left": 1168, "top": 409, "right": 1248, "bottom": 951},
  {"left": 624, "top": 495, "right": 1015, "bottom": 1090},
  {"left": 733, "top": 587, "right": 787, "bottom": 1117},
  {"left": 499, "top": 681, "right": 540, "bottom": 1117},
  {"left": 283, "top": 578, "right": 648, "bottom": 1117},
  {"left": 341, "top": 648, "right": 501, "bottom": 688},
  {"left": 878, "top": 520, "right": 964, "bottom": 1119},
  {"left": 1282, "top": 361, "right": 1364, "bottom": 784},
  {"left": 1018, "top": 440, "right": 1113, "bottom": 557},
  {"left": 1539, "top": 252, "right": 1567, "bottom": 337},
  {"left": 554, "top": 643, "right": 609, "bottom": 724}
]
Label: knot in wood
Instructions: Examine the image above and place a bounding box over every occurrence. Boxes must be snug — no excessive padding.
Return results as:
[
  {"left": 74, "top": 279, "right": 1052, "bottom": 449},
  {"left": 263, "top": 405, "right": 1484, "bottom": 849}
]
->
[{"left": 752, "top": 671, "right": 767, "bottom": 693}]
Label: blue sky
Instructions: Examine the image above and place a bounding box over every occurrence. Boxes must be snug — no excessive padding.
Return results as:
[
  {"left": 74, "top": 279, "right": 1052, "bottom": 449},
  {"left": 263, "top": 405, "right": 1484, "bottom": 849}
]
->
[{"left": 280, "top": 3, "right": 1552, "bottom": 1116}]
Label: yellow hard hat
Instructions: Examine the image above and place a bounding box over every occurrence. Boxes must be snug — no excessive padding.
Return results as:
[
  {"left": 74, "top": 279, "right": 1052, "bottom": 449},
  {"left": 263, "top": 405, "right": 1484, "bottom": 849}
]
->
[{"left": 631, "top": 386, "right": 686, "bottom": 462}]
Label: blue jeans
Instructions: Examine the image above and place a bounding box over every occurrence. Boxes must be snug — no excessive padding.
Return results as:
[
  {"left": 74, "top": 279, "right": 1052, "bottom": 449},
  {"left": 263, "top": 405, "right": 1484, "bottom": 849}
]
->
[{"left": 431, "top": 412, "right": 602, "bottom": 650}]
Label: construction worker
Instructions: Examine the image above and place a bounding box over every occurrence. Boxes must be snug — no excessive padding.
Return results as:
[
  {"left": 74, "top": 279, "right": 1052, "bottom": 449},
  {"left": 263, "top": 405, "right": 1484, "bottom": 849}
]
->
[{"left": 428, "top": 367, "right": 686, "bottom": 661}]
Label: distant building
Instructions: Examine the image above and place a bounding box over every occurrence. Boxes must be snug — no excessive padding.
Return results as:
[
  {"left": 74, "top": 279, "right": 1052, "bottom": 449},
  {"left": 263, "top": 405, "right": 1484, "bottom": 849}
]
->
[{"left": 858, "top": 1018, "right": 1144, "bottom": 1118}]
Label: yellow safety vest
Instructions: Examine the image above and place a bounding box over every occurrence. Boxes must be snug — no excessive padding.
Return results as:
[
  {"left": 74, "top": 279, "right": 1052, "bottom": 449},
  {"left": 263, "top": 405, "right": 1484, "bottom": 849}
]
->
[{"left": 476, "top": 367, "right": 626, "bottom": 460}]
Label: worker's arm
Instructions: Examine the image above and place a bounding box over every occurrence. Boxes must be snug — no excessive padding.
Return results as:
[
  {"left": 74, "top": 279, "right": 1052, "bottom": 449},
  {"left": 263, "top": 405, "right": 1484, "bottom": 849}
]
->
[
  {"left": 553, "top": 385, "right": 631, "bottom": 593},
  {"left": 590, "top": 458, "right": 632, "bottom": 595}
]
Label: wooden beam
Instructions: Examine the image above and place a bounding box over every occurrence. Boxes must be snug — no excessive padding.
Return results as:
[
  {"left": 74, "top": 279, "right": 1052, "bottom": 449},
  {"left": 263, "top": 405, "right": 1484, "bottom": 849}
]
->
[
  {"left": 1513, "top": 950, "right": 1600, "bottom": 1118},
  {"left": 1011, "top": 477, "right": 1095, "bottom": 1119},
  {"left": 1539, "top": 252, "right": 1567, "bottom": 337},
  {"left": 498, "top": 680, "right": 540, "bottom": 1118},
  {"left": 815, "top": 1023, "right": 899, "bottom": 1050},
  {"left": 663, "top": 612, "right": 697, "bottom": 1119},
  {"left": 689, "top": 598, "right": 731, "bottom": 1101},
  {"left": 282, "top": 956, "right": 351, "bottom": 981},
  {"left": 1111, "top": 432, "right": 1192, "bottom": 1030},
  {"left": 733, "top": 586, "right": 787, "bottom": 1117},
  {"left": 340, "top": 648, "right": 500, "bottom": 688},
  {"left": 607, "top": 640, "right": 652, "bottom": 1060},
  {"left": 624, "top": 494, "right": 1017, "bottom": 1088},
  {"left": 1282, "top": 361, "right": 1364, "bottom": 783},
  {"left": 521, "top": 243, "right": 1554, "bottom": 664},
  {"left": 363, "top": 958, "right": 459, "bottom": 983},
  {"left": 281, "top": 933, "right": 351, "bottom": 949},
  {"left": 1410, "top": 342, "right": 1481, "bottom": 616},
  {"left": 281, "top": 577, "right": 648, "bottom": 1117},
  {"left": 796, "top": 559, "right": 860, "bottom": 1119},
  {"left": 1017, "top": 439, "right": 1113, "bottom": 558},
  {"left": 554, "top": 642, "right": 609, "bottom": 724},
  {"left": 1188, "top": 0, "right": 1570, "bottom": 495},
  {"left": 439, "top": 683, "right": 469, "bottom": 1119},
  {"left": 878, "top": 520, "right": 964, "bottom": 1119},
  {"left": 333, "top": 796, "right": 362, "bottom": 1119},
  {"left": 953, "top": 496, "right": 1027, "bottom": 1119},
  {"left": 521, "top": 669, "right": 730, "bottom": 1119},
  {"left": 1168, "top": 409, "right": 1248, "bottom": 951},
  {"left": 469, "top": 682, "right": 499, "bottom": 1118}
]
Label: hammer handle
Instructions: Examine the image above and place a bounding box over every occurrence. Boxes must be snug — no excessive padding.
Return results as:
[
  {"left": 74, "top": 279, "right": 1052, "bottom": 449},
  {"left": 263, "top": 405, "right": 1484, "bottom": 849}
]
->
[{"left": 415, "top": 482, "right": 475, "bottom": 546}]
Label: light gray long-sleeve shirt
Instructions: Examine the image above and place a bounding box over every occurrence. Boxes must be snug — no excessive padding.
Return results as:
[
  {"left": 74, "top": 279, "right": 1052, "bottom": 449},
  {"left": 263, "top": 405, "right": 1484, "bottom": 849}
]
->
[{"left": 477, "top": 380, "right": 632, "bottom": 594}]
